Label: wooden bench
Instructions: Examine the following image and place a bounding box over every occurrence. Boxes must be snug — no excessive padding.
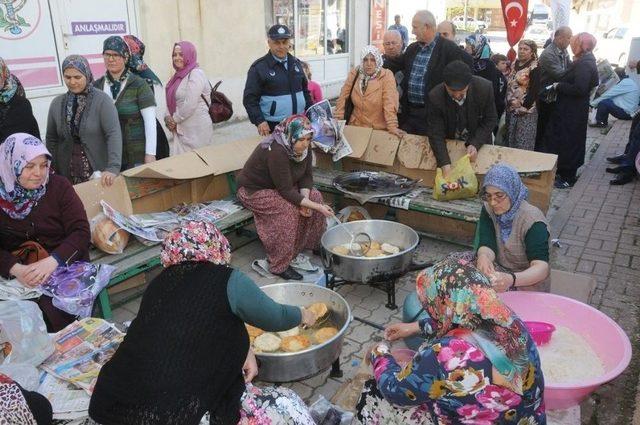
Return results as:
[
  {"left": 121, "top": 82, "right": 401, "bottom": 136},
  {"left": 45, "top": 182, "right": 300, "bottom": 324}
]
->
[{"left": 91, "top": 174, "right": 255, "bottom": 320}]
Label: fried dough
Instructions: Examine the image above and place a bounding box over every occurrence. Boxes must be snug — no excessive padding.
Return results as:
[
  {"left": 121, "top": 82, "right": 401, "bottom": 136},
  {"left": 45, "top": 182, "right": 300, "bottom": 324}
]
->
[
  {"left": 253, "top": 333, "right": 281, "bottom": 352},
  {"left": 280, "top": 335, "right": 312, "bottom": 352},
  {"left": 245, "top": 324, "right": 264, "bottom": 338},
  {"left": 308, "top": 302, "right": 329, "bottom": 319},
  {"left": 277, "top": 327, "right": 300, "bottom": 338},
  {"left": 313, "top": 327, "right": 339, "bottom": 344}
]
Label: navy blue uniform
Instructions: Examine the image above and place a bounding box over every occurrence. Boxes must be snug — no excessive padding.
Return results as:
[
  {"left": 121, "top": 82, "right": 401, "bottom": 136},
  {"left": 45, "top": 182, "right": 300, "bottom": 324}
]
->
[{"left": 243, "top": 53, "right": 312, "bottom": 130}]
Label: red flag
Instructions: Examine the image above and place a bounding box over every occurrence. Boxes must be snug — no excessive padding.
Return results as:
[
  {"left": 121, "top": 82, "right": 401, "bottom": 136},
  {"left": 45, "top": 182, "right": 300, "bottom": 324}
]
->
[{"left": 501, "top": 0, "right": 529, "bottom": 63}]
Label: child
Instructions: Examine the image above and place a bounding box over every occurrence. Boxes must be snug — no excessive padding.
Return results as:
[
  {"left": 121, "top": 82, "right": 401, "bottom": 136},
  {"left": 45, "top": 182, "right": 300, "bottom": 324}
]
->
[{"left": 301, "top": 61, "right": 323, "bottom": 104}]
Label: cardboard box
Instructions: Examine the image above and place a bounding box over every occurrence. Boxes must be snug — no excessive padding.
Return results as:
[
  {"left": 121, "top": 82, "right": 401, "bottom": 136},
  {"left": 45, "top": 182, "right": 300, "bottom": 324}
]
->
[{"left": 550, "top": 269, "right": 597, "bottom": 304}]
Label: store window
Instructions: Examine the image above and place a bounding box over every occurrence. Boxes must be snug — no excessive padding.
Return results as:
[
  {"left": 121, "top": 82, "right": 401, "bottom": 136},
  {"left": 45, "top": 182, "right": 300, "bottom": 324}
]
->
[{"left": 270, "top": 0, "right": 349, "bottom": 58}]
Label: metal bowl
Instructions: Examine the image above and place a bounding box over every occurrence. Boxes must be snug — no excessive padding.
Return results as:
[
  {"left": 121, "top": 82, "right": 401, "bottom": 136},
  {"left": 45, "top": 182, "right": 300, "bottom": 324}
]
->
[
  {"left": 255, "top": 283, "right": 352, "bottom": 383},
  {"left": 320, "top": 220, "right": 420, "bottom": 283}
]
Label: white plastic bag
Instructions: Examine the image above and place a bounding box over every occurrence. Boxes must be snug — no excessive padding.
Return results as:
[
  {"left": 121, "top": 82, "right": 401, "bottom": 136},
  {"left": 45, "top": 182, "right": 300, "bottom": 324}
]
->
[
  {"left": 0, "top": 300, "right": 54, "bottom": 366},
  {"left": 0, "top": 363, "right": 40, "bottom": 391}
]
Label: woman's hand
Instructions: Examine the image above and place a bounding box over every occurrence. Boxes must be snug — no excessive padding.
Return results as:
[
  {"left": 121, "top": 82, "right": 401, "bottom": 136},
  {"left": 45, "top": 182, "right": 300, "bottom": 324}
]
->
[
  {"left": 490, "top": 272, "right": 514, "bottom": 292},
  {"left": 300, "top": 307, "right": 317, "bottom": 328},
  {"left": 242, "top": 348, "right": 259, "bottom": 383},
  {"left": 144, "top": 154, "right": 156, "bottom": 164},
  {"left": 384, "top": 322, "right": 420, "bottom": 341},
  {"left": 101, "top": 171, "right": 116, "bottom": 187},
  {"left": 17, "top": 257, "right": 59, "bottom": 288},
  {"left": 312, "top": 203, "right": 334, "bottom": 218},
  {"left": 476, "top": 254, "right": 495, "bottom": 277},
  {"left": 388, "top": 128, "right": 406, "bottom": 139},
  {"left": 299, "top": 206, "right": 312, "bottom": 217},
  {"left": 466, "top": 145, "right": 478, "bottom": 162},
  {"left": 257, "top": 122, "right": 271, "bottom": 136},
  {"left": 164, "top": 116, "right": 177, "bottom": 132}
]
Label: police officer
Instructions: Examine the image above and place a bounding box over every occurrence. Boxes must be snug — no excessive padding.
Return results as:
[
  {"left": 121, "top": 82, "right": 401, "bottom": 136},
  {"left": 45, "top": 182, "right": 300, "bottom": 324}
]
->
[{"left": 243, "top": 24, "right": 313, "bottom": 136}]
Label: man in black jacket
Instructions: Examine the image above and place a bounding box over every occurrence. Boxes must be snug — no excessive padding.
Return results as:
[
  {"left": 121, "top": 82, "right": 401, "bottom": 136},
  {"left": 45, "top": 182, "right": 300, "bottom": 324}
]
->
[
  {"left": 427, "top": 61, "right": 497, "bottom": 178},
  {"left": 385, "top": 10, "right": 473, "bottom": 136},
  {"left": 243, "top": 25, "right": 312, "bottom": 136}
]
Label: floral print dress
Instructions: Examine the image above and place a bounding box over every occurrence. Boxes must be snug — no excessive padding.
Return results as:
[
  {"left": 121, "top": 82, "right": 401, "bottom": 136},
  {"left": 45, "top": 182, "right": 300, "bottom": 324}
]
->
[{"left": 356, "top": 258, "right": 546, "bottom": 425}]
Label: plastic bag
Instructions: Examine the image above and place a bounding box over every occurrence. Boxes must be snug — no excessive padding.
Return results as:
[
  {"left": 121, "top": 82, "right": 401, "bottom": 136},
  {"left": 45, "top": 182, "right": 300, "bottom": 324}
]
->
[
  {"left": 433, "top": 154, "right": 479, "bottom": 201},
  {"left": 0, "top": 363, "right": 40, "bottom": 391},
  {"left": 39, "top": 262, "right": 116, "bottom": 318},
  {"left": 0, "top": 300, "right": 54, "bottom": 366},
  {"left": 309, "top": 395, "right": 354, "bottom": 425}
]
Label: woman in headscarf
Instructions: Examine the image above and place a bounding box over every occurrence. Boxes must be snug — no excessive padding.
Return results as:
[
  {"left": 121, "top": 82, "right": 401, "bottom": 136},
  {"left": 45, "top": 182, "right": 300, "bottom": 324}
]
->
[
  {"left": 0, "top": 133, "right": 90, "bottom": 331},
  {"left": 237, "top": 115, "right": 333, "bottom": 280},
  {"left": 356, "top": 257, "right": 545, "bottom": 424},
  {"left": 544, "top": 33, "right": 599, "bottom": 188},
  {"left": 505, "top": 39, "right": 541, "bottom": 151},
  {"left": 335, "top": 45, "right": 403, "bottom": 138},
  {"left": 0, "top": 57, "right": 40, "bottom": 142},
  {"left": 164, "top": 41, "right": 215, "bottom": 155},
  {"left": 121, "top": 34, "right": 170, "bottom": 160},
  {"left": 94, "top": 36, "right": 157, "bottom": 170},
  {"left": 46, "top": 55, "right": 122, "bottom": 186},
  {"left": 89, "top": 221, "right": 317, "bottom": 425},
  {"left": 0, "top": 372, "right": 53, "bottom": 425},
  {"left": 465, "top": 34, "right": 502, "bottom": 121}
]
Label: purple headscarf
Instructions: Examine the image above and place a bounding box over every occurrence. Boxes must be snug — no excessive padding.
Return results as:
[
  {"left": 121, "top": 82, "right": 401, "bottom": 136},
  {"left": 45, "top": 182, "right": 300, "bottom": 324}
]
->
[
  {"left": 165, "top": 41, "right": 199, "bottom": 115},
  {"left": 0, "top": 133, "right": 52, "bottom": 220},
  {"left": 481, "top": 163, "right": 528, "bottom": 243}
]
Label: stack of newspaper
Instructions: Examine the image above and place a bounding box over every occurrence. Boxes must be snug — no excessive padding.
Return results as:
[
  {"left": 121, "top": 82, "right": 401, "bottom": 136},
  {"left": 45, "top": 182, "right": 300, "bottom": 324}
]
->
[{"left": 38, "top": 318, "right": 124, "bottom": 422}]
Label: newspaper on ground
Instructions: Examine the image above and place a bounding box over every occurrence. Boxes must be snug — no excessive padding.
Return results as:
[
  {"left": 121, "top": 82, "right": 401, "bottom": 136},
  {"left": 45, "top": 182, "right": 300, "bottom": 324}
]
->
[
  {"left": 38, "top": 370, "right": 90, "bottom": 419},
  {"left": 101, "top": 200, "right": 164, "bottom": 242},
  {"left": 40, "top": 318, "right": 124, "bottom": 395}
]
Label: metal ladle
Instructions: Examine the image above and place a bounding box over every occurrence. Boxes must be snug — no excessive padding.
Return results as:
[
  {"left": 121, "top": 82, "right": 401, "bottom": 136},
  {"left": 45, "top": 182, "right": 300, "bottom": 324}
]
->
[{"left": 330, "top": 214, "right": 372, "bottom": 256}]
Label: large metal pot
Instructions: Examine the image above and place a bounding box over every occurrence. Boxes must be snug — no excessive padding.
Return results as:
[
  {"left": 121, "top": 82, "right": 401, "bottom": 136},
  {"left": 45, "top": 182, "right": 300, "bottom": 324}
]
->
[
  {"left": 320, "top": 220, "right": 419, "bottom": 283},
  {"left": 256, "top": 283, "right": 352, "bottom": 383}
]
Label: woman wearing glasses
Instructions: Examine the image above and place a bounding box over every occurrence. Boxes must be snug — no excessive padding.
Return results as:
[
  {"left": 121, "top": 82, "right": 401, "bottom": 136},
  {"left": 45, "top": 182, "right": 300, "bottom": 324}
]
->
[
  {"left": 94, "top": 36, "right": 157, "bottom": 170},
  {"left": 475, "top": 163, "right": 550, "bottom": 292}
]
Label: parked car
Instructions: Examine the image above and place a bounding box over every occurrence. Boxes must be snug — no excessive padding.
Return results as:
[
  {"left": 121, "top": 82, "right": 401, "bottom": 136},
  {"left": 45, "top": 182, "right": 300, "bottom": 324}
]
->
[
  {"left": 595, "top": 27, "right": 631, "bottom": 66},
  {"left": 524, "top": 25, "right": 551, "bottom": 48},
  {"left": 452, "top": 16, "right": 487, "bottom": 32}
]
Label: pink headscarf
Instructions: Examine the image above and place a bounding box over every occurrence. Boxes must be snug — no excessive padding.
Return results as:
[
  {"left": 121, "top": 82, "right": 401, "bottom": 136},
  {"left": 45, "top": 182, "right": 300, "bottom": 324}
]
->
[{"left": 165, "top": 41, "right": 199, "bottom": 115}]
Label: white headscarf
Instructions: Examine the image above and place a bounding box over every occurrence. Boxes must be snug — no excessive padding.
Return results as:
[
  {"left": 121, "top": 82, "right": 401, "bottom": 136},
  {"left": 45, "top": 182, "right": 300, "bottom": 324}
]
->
[{"left": 357, "top": 45, "right": 383, "bottom": 94}]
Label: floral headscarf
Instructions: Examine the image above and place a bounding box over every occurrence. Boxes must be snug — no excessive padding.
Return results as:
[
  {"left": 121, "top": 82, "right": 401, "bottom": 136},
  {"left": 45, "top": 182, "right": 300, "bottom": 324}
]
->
[
  {"left": 482, "top": 163, "right": 529, "bottom": 243},
  {"left": 0, "top": 133, "right": 51, "bottom": 220},
  {"left": 465, "top": 34, "right": 492, "bottom": 72},
  {"left": 0, "top": 57, "right": 24, "bottom": 104},
  {"left": 160, "top": 221, "right": 231, "bottom": 267},
  {"left": 357, "top": 45, "right": 384, "bottom": 94},
  {"left": 0, "top": 373, "right": 37, "bottom": 425},
  {"left": 165, "top": 41, "right": 199, "bottom": 115},
  {"left": 416, "top": 257, "right": 530, "bottom": 394},
  {"left": 259, "top": 114, "right": 314, "bottom": 162},
  {"left": 103, "top": 36, "right": 131, "bottom": 99},
  {"left": 122, "top": 35, "right": 162, "bottom": 86},
  {"left": 61, "top": 55, "right": 95, "bottom": 141}
]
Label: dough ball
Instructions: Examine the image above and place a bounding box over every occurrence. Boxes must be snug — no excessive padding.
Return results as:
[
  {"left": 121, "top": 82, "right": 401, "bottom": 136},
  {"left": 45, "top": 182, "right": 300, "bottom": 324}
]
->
[
  {"left": 332, "top": 245, "right": 349, "bottom": 256},
  {"left": 254, "top": 333, "right": 282, "bottom": 353},
  {"left": 280, "top": 335, "right": 312, "bottom": 352},
  {"left": 313, "top": 327, "right": 339, "bottom": 344}
]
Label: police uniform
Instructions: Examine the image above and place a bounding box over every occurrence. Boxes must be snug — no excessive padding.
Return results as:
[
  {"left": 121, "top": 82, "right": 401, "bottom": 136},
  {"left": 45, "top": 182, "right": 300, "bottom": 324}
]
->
[{"left": 243, "top": 25, "right": 312, "bottom": 131}]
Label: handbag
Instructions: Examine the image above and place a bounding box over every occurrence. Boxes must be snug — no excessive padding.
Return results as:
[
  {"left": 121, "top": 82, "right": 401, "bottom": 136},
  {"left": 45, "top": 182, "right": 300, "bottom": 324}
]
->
[
  {"left": 12, "top": 241, "right": 49, "bottom": 265},
  {"left": 201, "top": 80, "right": 233, "bottom": 123},
  {"left": 343, "top": 74, "right": 359, "bottom": 124}
]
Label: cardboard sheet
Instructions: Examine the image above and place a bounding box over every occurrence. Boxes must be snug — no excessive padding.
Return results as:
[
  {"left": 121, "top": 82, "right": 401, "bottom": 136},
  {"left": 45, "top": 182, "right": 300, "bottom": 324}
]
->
[
  {"left": 195, "top": 136, "right": 259, "bottom": 175},
  {"left": 121, "top": 151, "right": 211, "bottom": 179},
  {"left": 73, "top": 176, "right": 132, "bottom": 219},
  {"left": 361, "top": 130, "right": 401, "bottom": 166},
  {"left": 344, "top": 126, "right": 373, "bottom": 158}
]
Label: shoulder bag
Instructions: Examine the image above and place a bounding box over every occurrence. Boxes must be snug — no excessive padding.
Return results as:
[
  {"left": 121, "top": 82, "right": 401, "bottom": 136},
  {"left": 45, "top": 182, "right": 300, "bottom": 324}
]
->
[{"left": 201, "top": 80, "right": 233, "bottom": 123}]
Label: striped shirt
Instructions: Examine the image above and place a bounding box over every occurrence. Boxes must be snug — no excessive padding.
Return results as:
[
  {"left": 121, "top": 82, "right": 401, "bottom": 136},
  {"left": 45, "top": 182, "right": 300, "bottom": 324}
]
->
[{"left": 407, "top": 39, "right": 437, "bottom": 105}]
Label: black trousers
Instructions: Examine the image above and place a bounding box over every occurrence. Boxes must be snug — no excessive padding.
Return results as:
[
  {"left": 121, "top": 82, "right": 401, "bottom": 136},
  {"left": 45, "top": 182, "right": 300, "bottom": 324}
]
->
[
  {"left": 399, "top": 104, "right": 428, "bottom": 135},
  {"left": 535, "top": 100, "right": 553, "bottom": 153}
]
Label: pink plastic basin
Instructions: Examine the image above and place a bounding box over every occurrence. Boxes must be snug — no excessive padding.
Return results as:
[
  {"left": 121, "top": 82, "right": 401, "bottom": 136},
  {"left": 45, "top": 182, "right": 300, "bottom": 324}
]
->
[
  {"left": 525, "top": 321, "right": 556, "bottom": 346},
  {"left": 392, "top": 348, "right": 416, "bottom": 367},
  {"left": 500, "top": 291, "right": 632, "bottom": 410}
]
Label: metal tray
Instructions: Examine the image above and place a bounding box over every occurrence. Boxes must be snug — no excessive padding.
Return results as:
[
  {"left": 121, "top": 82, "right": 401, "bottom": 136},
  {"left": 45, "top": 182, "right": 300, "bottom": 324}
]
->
[{"left": 332, "top": 171, "right": 420, "bottom": 204}]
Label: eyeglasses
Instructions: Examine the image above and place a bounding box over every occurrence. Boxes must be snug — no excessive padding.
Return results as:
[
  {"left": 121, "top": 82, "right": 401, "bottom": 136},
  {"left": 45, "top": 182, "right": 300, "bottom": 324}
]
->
[
  {"left": 480, "top": 191, "right": 508, "bottom": 202},
  {"left": 103, "top": 53, "right": 123, "bottom": 60}
]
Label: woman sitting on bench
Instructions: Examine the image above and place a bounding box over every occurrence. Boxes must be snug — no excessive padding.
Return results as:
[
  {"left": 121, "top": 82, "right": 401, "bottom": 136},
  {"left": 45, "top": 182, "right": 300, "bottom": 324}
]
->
[
  {"left": 236, "top": 115, "right": 334, "bottom": 280},
  {"left": 0, "top": 133, "right": 91, "bottom": 331}
]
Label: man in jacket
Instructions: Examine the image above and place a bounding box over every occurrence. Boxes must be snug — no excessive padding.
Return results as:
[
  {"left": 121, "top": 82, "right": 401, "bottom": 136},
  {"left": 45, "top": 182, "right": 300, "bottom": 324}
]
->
[
  {"left": 590, "top": 68, "right": 640, "bottom": 128},
  {"left": 243, "top": 25, "right": 312, "bottom": 136},
  {"left": 427, "top": 60, "right": 497, "bottom": 178},
  {"left": 536, "top": 26, "right": 572, "bottom": 152},
  {"left": 385, "top": 10, "right": 473, "bottom": 136}
]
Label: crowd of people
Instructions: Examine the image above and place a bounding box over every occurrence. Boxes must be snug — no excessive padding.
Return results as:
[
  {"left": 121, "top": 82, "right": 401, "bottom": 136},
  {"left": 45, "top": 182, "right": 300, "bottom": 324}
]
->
[{"left": 0, "top": 7, "right": 637, "bottom": 425}]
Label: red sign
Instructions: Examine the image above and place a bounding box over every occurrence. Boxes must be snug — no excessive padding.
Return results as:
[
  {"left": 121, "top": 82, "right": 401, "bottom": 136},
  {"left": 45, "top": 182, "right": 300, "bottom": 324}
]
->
[
  {"left": 501, "top": 0, "right": 529, "bottom": 62},
  {"left": 370, "top": 0, "right": 387, "bottom": 50}
]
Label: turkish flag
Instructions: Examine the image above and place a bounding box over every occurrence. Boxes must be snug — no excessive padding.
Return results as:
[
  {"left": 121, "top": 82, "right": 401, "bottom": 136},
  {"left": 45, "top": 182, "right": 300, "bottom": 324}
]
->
[{"left": 501, "top": 0, "right": 529, "bottom": 62}]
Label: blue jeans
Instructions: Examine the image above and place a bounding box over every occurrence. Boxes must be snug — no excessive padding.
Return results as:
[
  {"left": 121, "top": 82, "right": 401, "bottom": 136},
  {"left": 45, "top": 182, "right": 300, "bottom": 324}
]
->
[{"left": 596, "top": 98, "right": 632, "bottom": 125}]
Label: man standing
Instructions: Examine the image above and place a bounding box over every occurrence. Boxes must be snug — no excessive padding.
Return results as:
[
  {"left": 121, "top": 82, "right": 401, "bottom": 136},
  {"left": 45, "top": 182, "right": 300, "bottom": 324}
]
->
[
  {"left": 388, "top": 15, "right": 409, "bottom": 51},
  {"left": 427, "top": 61, "right": 497, "bottom": 177},
  {"left": 536, "top": 26, "right": 572, "bottom": 151},
  {"left": 382, "top": 30, "right": 403, "bottom": 62},
  {"left": 385, "top": 10, "right": 472, "bottom": 136},
  {"left": 243, "top": 24, "right": 312, "bottom": 136},
  {"left": 436, "top": 20, "right": 457, "bottom": 42}
]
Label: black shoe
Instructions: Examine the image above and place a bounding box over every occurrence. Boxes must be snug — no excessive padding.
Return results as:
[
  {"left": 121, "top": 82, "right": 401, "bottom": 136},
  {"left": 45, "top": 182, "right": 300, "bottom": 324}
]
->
[
  {"left": 275, "top": 266, "right": 303, "bottom": 280},
  {"left": 589, "top": 122, "right": 607, "bottom": 128},
  {"left": 606, "top": 165, "right": 633, "bottom": 174},
  {"left": 312, "top": 248, "right": 321, "bottom": 256},
  {"left": 554, "top": 179, "right": 570, "bottom": 189},
  {"left": 610, "top": 172, "right": 635, "bottom": 185},
  {"left": 606, "top": 154, "right": 627, "bottom": 164}
]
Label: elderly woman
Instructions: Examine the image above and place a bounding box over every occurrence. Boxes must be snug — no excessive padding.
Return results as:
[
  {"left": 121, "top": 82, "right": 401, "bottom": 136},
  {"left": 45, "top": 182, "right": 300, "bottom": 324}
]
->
[
  {"left": 89, "top": 221, "right": 316, "bottom": 425},
  {"left": 95, "top": 36, "right": 157, "bottom": 170},
  {"left": 356, "top": 258, "right": 545, "bottom": 424},
  {"left": 236, "top": 115, "right": 333, "bottom": 281},
  {"left": 164, "top": 41, "right": 214, "bottom": 155},
  {"left": 545, "top": 33, "right": 599, "bottom": 188},
  {"left": 0, "top": 57, "right": 40, "bottom": 142},
  {"left": 46, "top": 55, "right": 122, "bottom": 186},
  {"left": 0, "top": 133, "right": 91, "bottom": 331},
  {"left": 505, "top": 39, "right": 541, "bottom": 151},
  {"left": 335, "top": 46, "right": 403, "bottom": 138},
  {"left": 465, "top": 34, "right": 501, "bottom": 117}
]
